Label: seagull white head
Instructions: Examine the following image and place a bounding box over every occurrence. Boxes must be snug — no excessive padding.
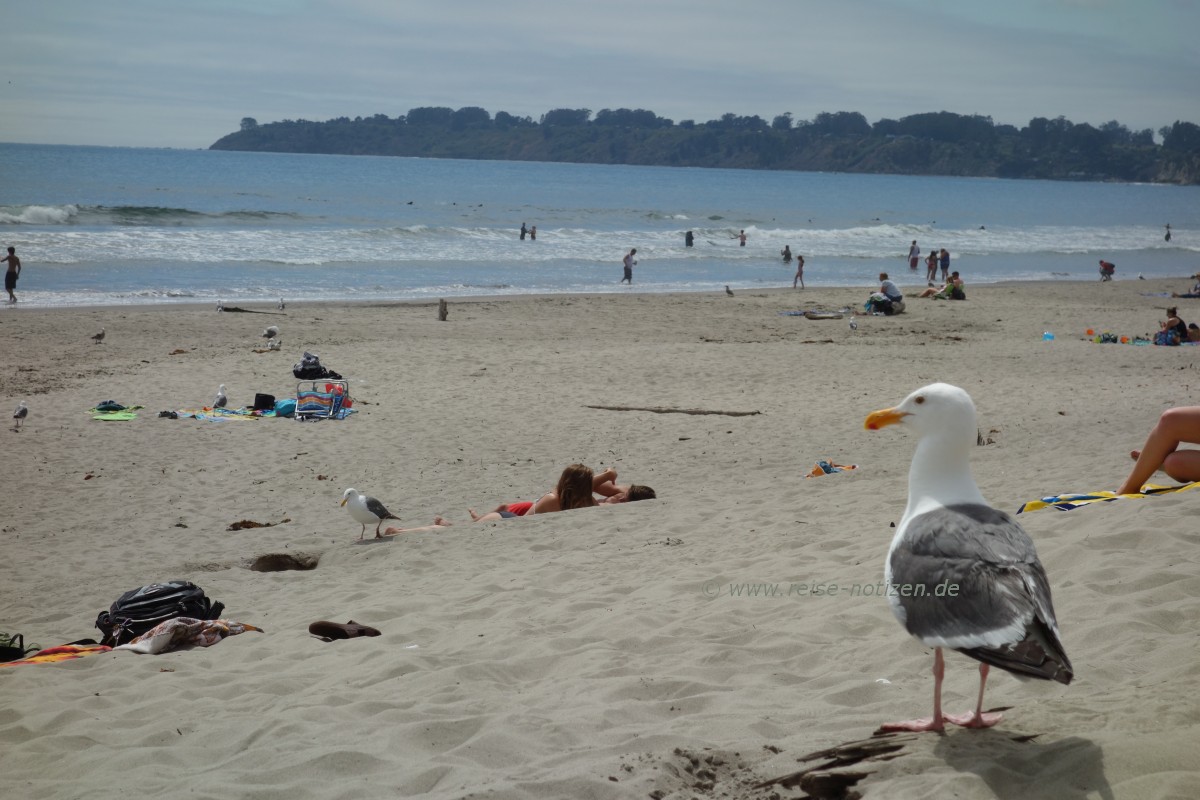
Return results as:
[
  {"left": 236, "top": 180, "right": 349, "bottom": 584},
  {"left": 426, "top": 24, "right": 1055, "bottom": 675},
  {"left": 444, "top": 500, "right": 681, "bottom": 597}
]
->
[
  {"left": 865, "top": 382, "right": 976, "bottom": 442},
  {"left": 340, "top": 487, "right": 358, "bottom": 506},
  {"left": 866, "top": 382, "right": 985, "bottom": 512}
]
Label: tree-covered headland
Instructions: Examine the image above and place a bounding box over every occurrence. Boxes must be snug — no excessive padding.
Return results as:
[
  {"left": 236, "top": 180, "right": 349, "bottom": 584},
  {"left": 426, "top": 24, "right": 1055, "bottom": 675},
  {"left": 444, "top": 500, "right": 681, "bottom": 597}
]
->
[{"left": 211, "top": 107, "right": 1200, "bottom": 185}]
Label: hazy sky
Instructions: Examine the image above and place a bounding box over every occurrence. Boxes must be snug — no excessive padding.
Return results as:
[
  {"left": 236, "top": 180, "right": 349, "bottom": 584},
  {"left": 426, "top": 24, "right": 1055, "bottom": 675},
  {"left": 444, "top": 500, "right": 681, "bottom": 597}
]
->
[{"left": 3, "top": 0, "right": 1196, "bottom": 149}]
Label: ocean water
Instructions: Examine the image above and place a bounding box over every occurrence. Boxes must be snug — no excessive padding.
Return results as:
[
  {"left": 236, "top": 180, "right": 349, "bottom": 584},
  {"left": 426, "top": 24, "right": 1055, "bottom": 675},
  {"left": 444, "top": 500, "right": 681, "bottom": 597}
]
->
[{"left": 1, "top": 142, "right": 1197, "bottom": 307}]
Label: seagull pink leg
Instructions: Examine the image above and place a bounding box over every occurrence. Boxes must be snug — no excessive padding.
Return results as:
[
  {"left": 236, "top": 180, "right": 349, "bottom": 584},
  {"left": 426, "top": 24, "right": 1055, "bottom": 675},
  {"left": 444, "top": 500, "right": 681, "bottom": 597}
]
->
[
  {"left": 879, "top": 648, "right": 948, "bottom": 732},
  {"left": 943, "top": 662, "right": 1003, "bottom": 728}
]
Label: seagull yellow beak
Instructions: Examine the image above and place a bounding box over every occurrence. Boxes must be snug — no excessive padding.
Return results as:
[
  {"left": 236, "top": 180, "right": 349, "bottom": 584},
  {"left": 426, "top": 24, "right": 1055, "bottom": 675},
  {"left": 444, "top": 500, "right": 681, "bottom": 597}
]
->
[
  {"left": 865, "top": 406, "right": 909, "bottom": 430},
  {"left": 340, "top": 498, "right": 348, "bottom": 506}
]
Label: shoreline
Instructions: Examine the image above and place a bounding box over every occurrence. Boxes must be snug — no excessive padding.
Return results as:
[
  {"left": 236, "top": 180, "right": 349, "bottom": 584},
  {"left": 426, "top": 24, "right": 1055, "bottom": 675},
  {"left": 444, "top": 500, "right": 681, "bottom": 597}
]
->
[
  {"left": 4, "top": 270, "right": 1198, "bottom": 312},
  {"left": 2, "top": 278, "right": 1198, "bottom": 798}
]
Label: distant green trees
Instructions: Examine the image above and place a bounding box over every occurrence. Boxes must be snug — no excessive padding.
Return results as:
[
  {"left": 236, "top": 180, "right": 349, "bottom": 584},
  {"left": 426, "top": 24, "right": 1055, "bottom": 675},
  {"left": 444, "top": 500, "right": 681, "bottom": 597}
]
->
[{"left": 210, "top": 106, "right": 1200, "bottom": 185}]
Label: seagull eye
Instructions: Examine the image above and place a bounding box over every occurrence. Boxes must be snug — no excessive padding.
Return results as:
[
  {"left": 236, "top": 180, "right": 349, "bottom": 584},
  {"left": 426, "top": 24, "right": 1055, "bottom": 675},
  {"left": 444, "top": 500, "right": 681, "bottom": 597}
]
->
[{"left": 915, "top": 396, "right": 925, "bottom": 405}]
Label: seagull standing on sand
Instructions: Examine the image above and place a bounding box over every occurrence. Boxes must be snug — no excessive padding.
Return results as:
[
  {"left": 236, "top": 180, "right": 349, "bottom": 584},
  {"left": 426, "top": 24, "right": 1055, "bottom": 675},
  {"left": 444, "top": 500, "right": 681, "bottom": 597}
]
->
[
  {"left": 278, "top": 298, "right": 285, "bottom": 310},
  {"left": 213, "top": 384, "right": 228, "bottom": 409},
  {"left": 91, "top": 327, "right": 105, "bottom": 344},
  {"left": 12, "top": 401, "right": 28, "bottom": 430},
  {"left": 864, "top": 383, "right": 1072, "bottom": 732},
  {"left": 263, "top": 325, "right": 279, "bottom": 340},
  {"left": 217, "top": 300, "right": 225, "bottom": 312},
  {"left": 725, "top": 285, "right": 735, "bottom": 296},
  {"left": 341, "top": 487, "right": 401, "bottom": 539},
  {"left": 267, "top": 338, "right": 282, "bottom": 351}
]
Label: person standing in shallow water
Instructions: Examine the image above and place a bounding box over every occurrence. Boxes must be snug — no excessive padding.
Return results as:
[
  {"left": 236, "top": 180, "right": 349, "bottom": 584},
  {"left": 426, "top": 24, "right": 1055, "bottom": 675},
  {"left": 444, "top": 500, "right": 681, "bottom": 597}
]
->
[
  {"left": 621, "top": 249, "right": 637, "bottom": 284},
  {"left": 520, "top": 222, "right": 527, "bottom": 240},
  {"left": 3, "top": 247, "right": 20, "bottom": 303}
]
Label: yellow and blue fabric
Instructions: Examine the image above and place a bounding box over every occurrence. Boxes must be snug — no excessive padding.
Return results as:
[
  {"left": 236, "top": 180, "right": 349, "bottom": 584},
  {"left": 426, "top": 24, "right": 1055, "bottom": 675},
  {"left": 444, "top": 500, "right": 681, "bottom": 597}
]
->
[{"left": 1017, "top": 482, "right": 1200, "bottom": 513}]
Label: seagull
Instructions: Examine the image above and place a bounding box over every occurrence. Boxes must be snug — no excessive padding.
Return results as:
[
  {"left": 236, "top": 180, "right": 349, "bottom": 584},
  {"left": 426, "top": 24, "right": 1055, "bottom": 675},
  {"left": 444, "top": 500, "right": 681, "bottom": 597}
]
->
[
  {"left": 217, "top": 300, "right": 225, "bottom": 312},
  {"left": 864, "top": 383, "right": 1072, "bottom": 732},
  {"left": 12, "top": 401, "right": 28, "bottom": 430},
  {"left": 91, "top": 327, "right": 106, "bottom": 344},
  {"left": 278, "top": 297, "right": 285, "bottom": 310},
  {"left": 725, "top": 285, "right": 735, "bottom": 296},
  {"left": 341, "top": 488, "right": 401, "bottom": 539},
  {"left": 262, "top": 325, "right": 279, "bottom": 339},
  {"left": 213, "top": 384, "right": 228, "bottom": 409},
  {"left": 267, "top": 338, "right": 282, "bottom": 351},
  {"left": 850, "top": 319, "right": 858, "bottom": 330}
]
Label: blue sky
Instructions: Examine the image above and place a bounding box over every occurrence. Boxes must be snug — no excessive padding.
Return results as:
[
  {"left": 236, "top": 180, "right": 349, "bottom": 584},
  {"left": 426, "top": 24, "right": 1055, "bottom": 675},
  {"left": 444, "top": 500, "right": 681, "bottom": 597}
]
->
[{"left": 2, "top": 0, "right": 1195, "bottom": 148}]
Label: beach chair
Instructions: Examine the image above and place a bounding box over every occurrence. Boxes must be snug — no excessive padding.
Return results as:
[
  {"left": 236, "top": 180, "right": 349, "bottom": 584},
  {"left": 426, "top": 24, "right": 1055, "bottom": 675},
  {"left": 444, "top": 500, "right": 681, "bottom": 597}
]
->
[{"left": 294, "top": 380, "right": 351, "bottom": 420}]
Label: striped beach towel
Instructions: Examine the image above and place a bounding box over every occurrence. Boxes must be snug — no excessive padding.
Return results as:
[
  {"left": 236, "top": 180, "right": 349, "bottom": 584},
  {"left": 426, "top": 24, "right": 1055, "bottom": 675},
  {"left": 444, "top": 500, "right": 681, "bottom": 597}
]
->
[{"left": 1017, "top": 481, "right": 1200, "bottom": 513}]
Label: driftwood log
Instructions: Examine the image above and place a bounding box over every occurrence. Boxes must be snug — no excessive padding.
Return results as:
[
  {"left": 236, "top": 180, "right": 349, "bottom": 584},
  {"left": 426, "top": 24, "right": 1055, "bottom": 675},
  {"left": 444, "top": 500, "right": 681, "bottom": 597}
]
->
[
  {"left": 438, "top": 298, "right": 448, "bottom": 321},
  {"left": 585, "top": 405, "right": 761, "bottom": 417}
]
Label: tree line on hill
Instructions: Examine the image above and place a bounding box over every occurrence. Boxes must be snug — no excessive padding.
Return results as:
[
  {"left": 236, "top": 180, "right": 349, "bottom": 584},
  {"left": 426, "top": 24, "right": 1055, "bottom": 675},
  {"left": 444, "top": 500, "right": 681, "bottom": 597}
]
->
[{"left": 210, "top": 107, "right": 1200, "bottom": 185}]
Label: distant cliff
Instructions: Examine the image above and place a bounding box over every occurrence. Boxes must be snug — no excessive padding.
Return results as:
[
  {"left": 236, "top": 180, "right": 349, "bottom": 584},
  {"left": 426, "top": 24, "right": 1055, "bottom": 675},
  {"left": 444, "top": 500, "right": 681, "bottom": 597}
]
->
[{"left": 211, "top": 108, "right": 1200, "bottom": 185}]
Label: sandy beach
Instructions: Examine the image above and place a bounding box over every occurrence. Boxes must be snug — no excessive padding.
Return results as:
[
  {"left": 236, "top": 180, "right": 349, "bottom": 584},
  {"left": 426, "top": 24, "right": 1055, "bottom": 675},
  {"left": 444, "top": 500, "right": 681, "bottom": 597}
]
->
[{"left": 2, "top": 277, "right": 1198, "bottom": 799}]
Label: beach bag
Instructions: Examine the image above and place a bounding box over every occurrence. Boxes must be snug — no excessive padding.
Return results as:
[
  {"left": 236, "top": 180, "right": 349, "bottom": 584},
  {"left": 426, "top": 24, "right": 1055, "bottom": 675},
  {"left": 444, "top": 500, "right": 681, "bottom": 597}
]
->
[
  {"left": 95, "top": 581, "right": 224, "bottom": 647},
  {"left": 293, "top": 351, "right": 343, "bottom": 381}
]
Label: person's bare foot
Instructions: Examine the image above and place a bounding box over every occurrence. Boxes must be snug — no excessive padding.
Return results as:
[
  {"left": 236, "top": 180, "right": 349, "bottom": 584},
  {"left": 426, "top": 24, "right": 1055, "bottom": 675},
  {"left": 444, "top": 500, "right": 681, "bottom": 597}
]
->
[
  {"left": 467, "top": 507, "right": 484, "bottom": 521},
  {"left": 434, "top": 515, "right": 453, "bottom": 526}
]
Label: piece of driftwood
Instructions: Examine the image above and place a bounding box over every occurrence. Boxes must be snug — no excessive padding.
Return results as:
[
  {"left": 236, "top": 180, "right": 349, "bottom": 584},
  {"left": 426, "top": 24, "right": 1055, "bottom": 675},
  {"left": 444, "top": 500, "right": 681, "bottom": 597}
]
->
[
  {"left": 438, "top": 298, "right": 448, "bottom": 321},
  {"left": 220, "top": 307, "right": 285, "bottom": 315},
  {"left": 585, "top": 404, "right": 761, "bottom": 417}
]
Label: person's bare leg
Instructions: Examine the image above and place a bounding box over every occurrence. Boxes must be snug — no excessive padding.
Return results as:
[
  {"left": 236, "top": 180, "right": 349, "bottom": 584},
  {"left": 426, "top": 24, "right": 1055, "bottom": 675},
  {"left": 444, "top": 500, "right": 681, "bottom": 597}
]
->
[
  {"left": 1118, "top": 407, "right": 1200, "bottom": 494},
  {"left": 467, "top": 509, "right": 504, "bottom": 523},
  {"left": 382, "top": 520, "right": 449, "bottom": 536}
]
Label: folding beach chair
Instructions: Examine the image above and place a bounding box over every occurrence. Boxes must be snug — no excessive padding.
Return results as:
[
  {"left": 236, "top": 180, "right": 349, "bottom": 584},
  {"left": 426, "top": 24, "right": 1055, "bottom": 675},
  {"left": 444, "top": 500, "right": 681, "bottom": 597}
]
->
[{"left": 294, "top": 380, "right": 351, "bottom": 420}]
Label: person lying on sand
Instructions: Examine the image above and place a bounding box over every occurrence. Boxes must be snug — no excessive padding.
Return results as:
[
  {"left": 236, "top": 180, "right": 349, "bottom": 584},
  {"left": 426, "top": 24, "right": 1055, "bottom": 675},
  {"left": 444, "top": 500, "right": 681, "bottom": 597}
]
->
[
  {"left": 380, "top": 465, "right": 655, "bottom": 534},
  {"left": 1117, "top": 406, "right": 1200, "bottom": 495}
]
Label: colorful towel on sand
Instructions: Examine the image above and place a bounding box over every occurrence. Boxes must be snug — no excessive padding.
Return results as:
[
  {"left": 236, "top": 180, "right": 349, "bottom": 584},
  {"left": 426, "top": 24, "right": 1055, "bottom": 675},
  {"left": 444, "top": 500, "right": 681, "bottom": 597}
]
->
[
  {"left": 1017, "top": 481, "right": 1200, "bottom": 513},
  {"left": 0, "top": 644, "right": 112, "bottom": 667},
  {"left": 114, "top": 617, "right": 263, "bottom": 654},
  {"left": 176, "top": 407, "right": 262, "bottom": 422},
  {"left": 805, "top": 460, "right": 858, "bottom": 478},
  {"left": 88, "top": 404, "right": 144, "bottom": 421}
]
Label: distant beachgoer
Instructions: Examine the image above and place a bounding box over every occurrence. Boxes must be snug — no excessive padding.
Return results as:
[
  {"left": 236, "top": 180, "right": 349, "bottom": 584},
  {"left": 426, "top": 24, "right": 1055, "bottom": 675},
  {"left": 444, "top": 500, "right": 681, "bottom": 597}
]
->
[
  {"left": 781, "top": 245, "right": 792, "bottom": 263},
  {"left": 866, "top": 271, "right": 903, "bottom": 314},
  {"left": 1098, "top": 260, "right": 1116, "bottom": 281},
  {"left": 622, "top": 248, "right": 637, "bottom": 284},
  {"left": 1165, "top": 223, "right": 1172, "bottom": 242},
  {"left": 793, "top": 255, "right": 805, "bottom": 289},
  {"left": 925, "top": 250, "right": 938, "bottom": 285},
  {"left": 1160, "top": 306, "right": 1188, "bottom": 345},
  {"left": 1171, "top": 273, "right": 1200, "bottom": 298},
  {"left": 908, "top": 240, "right": 920, "bottom": 271},
  {"left": 738, "top": 230, "right": 747, "bottom": 247},
  {"left": 938, "top": 248, "right": 950, "bottom": 283},
  {"left": 3, "top": 247, "right": 20, "bottom": 303},
  {"left": 530, "top": 225, "right": 537, "bottom": 241},
  {"left": 685, "top": 230, "right": 694, "bottom": 248},
  {"left": 520, "top": 222, "right": 527, "bottom": 241}
]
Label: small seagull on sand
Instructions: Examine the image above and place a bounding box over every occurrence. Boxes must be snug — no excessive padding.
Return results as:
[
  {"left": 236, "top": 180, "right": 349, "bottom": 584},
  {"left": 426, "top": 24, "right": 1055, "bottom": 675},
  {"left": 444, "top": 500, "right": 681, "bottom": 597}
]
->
[
  {"left": 267, "top": 338, "right": 282, "bottom": 351},
  {"left": 217, "top": 300, "right": 225, "bottom": 312},
  {"left": 91, "top": 327, "right": 106, "bottom": 344},
  {"left": 12, "top": 400, "right": 28, "bottom": 431},
  {"left": 850, "top": 319, "right": 858, "bottom": 330},
  {"left": 725, "top": 285, "right": 735, "bottom": 296},
  {"left": 341, "top": 487, "right": 401, "bottom": 539},
  {"left": 262, "top": 325, "right": 279, "bottom": 339},
  {"left": 213, "top": 384, "right": 228, "bottom": 409},
  {"left": 278, "top": 297, "right": 285, "bottom": 310}
]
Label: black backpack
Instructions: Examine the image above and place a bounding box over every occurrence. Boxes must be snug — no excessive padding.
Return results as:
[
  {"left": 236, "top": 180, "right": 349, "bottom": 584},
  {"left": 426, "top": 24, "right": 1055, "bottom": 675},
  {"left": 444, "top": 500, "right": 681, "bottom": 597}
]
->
[
  {"left": 95, "top": 581, "right": 225, "bottom": 646},
  {"left": 293, "top": 351, "right": 343, "bottom": 381}
]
